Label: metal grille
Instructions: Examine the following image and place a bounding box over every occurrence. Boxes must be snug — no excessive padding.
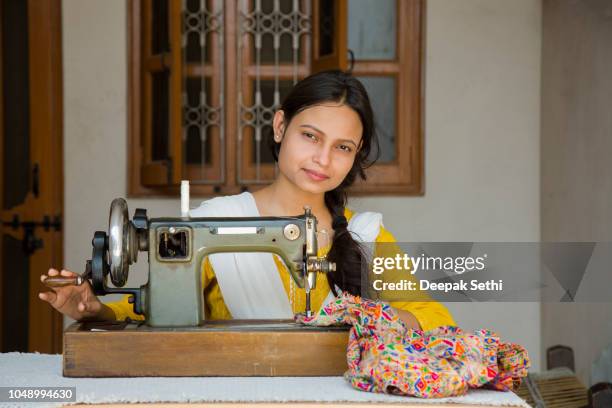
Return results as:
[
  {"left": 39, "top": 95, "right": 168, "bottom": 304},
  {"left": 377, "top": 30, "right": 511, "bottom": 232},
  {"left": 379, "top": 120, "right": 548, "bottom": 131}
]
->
[
  {"left": 181, "top": 0, "right": 225, "bottom": 183},
  {"left": 237, "top": 0, "right": 311, "bottom": 183},
  {"left": 179, "top": 0, "right": 311, "bottom": 185}
]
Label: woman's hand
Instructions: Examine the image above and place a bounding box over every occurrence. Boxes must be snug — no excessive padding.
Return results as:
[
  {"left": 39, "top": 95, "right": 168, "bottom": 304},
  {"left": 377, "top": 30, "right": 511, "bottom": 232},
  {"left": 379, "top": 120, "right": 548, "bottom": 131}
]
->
[{"left": 38, "top": 268, "right": 115, "bottom": 321}]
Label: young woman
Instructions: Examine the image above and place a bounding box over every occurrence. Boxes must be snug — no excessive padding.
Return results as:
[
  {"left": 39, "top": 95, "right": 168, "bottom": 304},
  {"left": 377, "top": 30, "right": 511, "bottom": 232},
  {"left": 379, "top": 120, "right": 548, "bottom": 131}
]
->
[{"left": 39, "top": 70, "right": 455, "bottom": 331}]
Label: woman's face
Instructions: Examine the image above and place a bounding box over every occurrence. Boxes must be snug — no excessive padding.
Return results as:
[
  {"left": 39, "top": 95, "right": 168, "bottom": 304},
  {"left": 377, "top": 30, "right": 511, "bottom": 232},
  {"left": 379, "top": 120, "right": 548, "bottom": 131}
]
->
[{"left": 274, "top": 103, "right": 363, "bottom": 194}]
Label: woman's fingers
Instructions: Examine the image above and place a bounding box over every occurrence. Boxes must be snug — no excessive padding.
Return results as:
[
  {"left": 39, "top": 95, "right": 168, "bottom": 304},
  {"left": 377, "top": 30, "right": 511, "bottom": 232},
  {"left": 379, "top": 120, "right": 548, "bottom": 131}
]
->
[
  {"left": 60, "top": 269, "right": 77, "bottom": 277},
  {"left": 45, "top": 268, "right": 76, "bottom": 278},
  {"left": 78, "top": 300, "right": 99, "bottom": 315},
  {"left": 39, "top": 269, "right": 101, "bottom": 320},
  {"left": 38, "top": 291, "right": 57, "bottom": 304}
]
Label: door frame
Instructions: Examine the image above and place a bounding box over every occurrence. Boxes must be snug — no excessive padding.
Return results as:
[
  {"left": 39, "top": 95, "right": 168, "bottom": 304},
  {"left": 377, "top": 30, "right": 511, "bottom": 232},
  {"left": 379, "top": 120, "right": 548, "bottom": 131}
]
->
[{"left": 0, "top": 0, "right": 64, "bottom": 353}]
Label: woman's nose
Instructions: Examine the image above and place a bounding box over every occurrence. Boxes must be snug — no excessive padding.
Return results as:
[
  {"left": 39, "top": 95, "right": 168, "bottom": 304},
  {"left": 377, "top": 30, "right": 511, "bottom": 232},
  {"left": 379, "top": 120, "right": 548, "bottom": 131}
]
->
[{"left": 313, "top": 145, "right": 332, "bottom": 166}]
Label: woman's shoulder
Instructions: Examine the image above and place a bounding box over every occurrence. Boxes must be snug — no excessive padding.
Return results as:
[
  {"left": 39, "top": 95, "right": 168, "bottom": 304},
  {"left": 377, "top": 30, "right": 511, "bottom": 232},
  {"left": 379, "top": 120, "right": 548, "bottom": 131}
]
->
[
  {"left": 376, "top": 223, "right": 397, "bottom": 243},
  {"left": 344, "top": 207, "right": 383, "bottom": 227},
  {"left": 344, "top": 207, "right": 395, "bottom": 243}
]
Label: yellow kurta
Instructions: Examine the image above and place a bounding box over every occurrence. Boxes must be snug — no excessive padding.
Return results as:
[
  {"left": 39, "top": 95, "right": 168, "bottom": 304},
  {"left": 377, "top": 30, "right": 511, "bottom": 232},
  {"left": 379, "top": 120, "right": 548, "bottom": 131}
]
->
[{"left": 105, "top": 207, "right": 456, "bottom": 331}]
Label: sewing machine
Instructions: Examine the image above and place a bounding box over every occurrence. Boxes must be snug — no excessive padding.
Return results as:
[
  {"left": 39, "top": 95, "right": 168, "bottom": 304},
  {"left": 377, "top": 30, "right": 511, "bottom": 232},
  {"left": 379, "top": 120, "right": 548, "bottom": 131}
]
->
[
  {"left": 49, "top": 197, "right": 336, "bottom": 325},
  {"left": 54, "top": 195, "right": 350, "bottom": 377}
]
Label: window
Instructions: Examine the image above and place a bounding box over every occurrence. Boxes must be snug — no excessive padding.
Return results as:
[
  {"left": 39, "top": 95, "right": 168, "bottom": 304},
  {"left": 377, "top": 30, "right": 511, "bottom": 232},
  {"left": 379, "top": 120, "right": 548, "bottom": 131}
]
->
[{"left": 128, "top": 0, "right": 424, "bottom": 196}]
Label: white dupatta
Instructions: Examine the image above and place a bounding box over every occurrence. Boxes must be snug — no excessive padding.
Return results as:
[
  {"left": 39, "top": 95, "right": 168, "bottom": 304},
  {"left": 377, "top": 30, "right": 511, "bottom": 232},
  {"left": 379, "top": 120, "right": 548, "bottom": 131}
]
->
[{"left": 189, "top": 192, "right": 382, "bottom": 319}]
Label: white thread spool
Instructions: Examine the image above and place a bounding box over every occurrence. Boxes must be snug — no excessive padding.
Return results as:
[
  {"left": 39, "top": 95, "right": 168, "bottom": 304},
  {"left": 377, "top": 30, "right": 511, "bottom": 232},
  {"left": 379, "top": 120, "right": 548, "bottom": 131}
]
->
[{"left": 181, "top": 180, "right": 190, "bottom": 217}]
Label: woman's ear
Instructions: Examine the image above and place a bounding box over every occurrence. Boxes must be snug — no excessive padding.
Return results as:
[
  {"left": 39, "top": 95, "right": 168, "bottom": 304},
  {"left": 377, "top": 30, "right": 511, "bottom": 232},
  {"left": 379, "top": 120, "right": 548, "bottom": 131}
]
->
[{"left": 272, "top": 110, "right": 286, "bottom": 142}]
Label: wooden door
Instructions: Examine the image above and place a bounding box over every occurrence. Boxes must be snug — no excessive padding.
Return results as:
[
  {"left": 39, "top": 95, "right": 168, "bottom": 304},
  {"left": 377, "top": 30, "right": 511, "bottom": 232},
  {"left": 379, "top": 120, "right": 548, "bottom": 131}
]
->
[{"left": 0, "top": 0, "right": 63, "bottom": 353}]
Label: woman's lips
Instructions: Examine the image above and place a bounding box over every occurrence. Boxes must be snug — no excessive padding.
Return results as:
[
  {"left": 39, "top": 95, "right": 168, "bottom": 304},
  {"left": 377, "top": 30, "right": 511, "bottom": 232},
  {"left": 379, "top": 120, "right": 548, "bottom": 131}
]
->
[{"left": 303, "top": 168, "right": 330, "bottom": 181}]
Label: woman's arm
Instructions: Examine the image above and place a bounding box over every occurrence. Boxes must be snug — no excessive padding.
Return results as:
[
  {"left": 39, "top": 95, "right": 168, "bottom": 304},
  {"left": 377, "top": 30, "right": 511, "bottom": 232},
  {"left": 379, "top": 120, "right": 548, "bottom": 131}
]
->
[
  {"left": 390, "top": 300, "right": 456, "bottom": 331},
  {"left": 393, "top": 308, "right": 422, "bottom": 330},
  {"left": 104, "top": 294, "right": 144, "bottom": 321},
  {"left": 375, "top": 226, "right": 457, "bottom": 331},
  {"left": 96, "top": 303, "right": 118, "bottom": 321}
]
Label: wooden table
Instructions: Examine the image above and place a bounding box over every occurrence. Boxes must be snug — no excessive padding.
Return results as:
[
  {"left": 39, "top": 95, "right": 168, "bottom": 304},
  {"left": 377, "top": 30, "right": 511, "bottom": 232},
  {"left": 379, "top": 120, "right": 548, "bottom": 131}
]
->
[{"left": 63, "top": 320, "right": 350, "bottom": 377}]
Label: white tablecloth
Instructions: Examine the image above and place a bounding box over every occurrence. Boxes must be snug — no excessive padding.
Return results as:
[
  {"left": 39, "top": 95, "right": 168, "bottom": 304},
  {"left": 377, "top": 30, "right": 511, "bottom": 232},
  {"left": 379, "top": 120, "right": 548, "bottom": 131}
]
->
[{"left": 0, "top": 352, "right": 529, "bottom": 408}]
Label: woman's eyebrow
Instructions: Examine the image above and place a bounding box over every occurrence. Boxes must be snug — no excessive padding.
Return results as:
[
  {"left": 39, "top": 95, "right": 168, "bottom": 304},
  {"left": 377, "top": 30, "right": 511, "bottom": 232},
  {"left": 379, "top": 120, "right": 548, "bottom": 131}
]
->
[{"left": 299, "top": 124, "right": 359, "bottom": 147}]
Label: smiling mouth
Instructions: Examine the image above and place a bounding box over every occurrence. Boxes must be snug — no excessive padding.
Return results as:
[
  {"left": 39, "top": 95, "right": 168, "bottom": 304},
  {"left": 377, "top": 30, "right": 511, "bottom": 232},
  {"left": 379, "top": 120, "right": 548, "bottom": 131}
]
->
[{"left": 303, "top": 168, "right": 330, "bottom": 180}]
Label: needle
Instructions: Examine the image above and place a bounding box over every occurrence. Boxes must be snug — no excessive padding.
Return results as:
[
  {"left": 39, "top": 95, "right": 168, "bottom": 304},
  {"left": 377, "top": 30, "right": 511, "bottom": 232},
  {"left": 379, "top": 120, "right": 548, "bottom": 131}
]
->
[{"left": 305, "top": 292, "right": 312, "bottom": 318}]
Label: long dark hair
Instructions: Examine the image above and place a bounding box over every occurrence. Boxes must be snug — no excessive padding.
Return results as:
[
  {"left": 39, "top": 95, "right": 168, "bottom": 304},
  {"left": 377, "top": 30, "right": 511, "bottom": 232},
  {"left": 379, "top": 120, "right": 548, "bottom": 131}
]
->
[{"left": 270, "top": 70, "right": 380, "bottom": 296}]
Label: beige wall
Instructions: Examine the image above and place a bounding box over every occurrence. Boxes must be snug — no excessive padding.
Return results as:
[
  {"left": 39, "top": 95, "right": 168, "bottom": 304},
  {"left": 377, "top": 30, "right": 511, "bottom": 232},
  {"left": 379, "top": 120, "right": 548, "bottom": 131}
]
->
[
  {"left": 541, "top": 0, "right": 612, "bottom": 386},
  {"left": 354, "top": 0, "right": 542, "bottom": 369},
  {"left": 62, "top": 0, "right": 542, "bottom": 370}
]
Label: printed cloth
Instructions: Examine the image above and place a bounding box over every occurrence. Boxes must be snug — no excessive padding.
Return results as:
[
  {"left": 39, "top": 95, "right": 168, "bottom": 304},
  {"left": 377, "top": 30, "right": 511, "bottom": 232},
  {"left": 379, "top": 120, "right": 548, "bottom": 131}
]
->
[{"left": 296, "top": 291, "right": 530, "bottom": 398}]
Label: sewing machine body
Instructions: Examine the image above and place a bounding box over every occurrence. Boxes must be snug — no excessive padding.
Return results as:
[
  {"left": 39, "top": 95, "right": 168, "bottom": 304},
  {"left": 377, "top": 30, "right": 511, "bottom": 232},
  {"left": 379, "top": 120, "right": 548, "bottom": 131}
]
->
[
  {"left": 146, "top": 216, "right": 310, "bottom": 326},
  {"left": 83, "top": 198, "right": 335, "bottom": 327}
]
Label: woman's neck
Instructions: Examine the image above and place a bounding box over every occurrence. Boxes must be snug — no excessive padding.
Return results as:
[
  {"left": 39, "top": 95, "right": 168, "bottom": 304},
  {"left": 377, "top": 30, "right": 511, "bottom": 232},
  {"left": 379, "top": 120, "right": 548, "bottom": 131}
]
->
[{"left": 252, "top": 175, "right": 328, "bottom": 217}]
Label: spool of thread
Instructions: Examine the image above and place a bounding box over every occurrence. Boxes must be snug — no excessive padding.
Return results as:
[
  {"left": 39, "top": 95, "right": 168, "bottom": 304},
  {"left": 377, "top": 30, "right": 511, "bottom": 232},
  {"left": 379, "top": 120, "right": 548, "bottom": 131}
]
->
[{"left": 181, "top": 180, "right": 190, "bottom": 217}]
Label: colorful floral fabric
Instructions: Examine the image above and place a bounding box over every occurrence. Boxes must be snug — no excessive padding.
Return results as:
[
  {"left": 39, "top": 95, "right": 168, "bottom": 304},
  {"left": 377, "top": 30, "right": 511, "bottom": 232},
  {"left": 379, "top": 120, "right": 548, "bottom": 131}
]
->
[{"left": 295, "top": 291, "right": 530, "bottom": 399}]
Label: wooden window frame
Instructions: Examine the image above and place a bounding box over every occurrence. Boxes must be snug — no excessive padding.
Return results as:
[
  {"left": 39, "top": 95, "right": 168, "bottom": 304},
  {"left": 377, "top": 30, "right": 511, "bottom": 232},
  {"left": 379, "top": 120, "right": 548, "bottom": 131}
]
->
[
  {"left": 344, "top": 0, "right": 424, "bottom": 195},
  {"left": 128, "top": 0, "right": 424, "bottom": 197}
]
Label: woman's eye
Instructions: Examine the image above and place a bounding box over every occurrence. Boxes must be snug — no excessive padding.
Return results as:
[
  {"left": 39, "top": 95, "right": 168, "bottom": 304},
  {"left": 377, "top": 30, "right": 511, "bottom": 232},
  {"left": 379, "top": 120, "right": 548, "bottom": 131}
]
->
[
  {"left": 303, "top": 132, "right": 317, "bottom": 141},
  {"left": 338, "top": 145, "right": 353, "bottom": 153}
]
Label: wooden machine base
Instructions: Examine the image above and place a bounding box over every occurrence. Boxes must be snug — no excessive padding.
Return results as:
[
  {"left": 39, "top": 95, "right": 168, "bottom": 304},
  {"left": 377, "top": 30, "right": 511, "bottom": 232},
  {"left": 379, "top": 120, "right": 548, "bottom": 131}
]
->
[{"left": 63, "top": 320, "right": 350, "bottom": 377}]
